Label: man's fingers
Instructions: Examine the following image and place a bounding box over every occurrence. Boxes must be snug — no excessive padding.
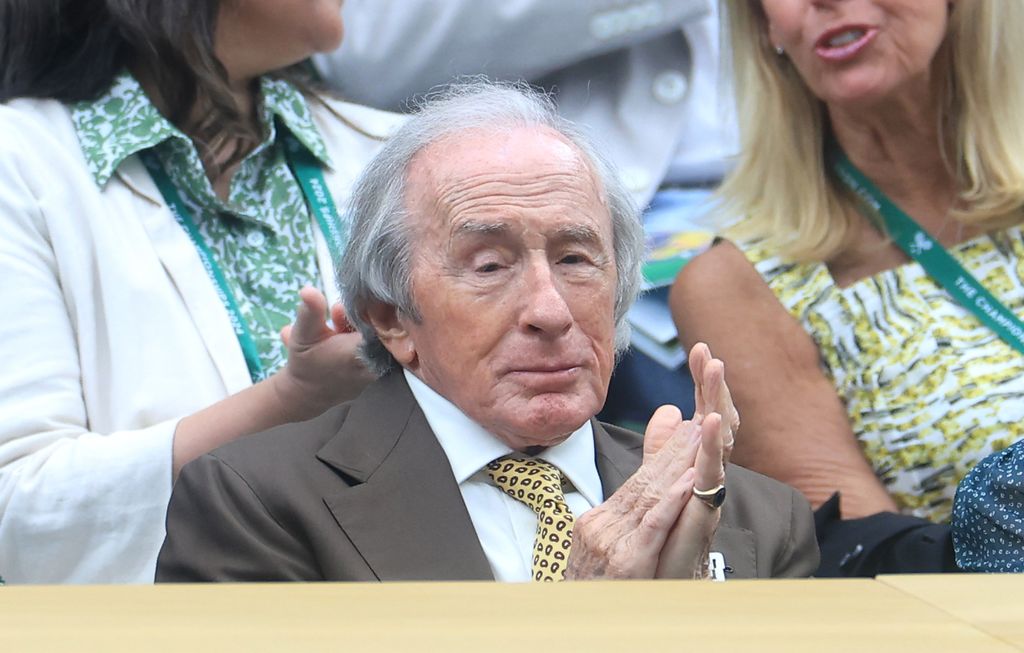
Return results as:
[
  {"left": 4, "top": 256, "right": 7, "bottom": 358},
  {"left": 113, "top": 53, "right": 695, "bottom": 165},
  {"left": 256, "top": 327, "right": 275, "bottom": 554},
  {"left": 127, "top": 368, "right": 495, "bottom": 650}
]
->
[
  {"left": 653, "top": 413, "right": 726, "bottom": 579},
  {"left": 694, "top": 412, "right": 726, "bottom": 494},
  {"left": 700, "top": 358, "right": 723, "bottom": 414},
  {"left": 643, "top": 404, "right": 684, "bottom": 460},
  {"left": 609, "top": 413, "right": 699, "bottom": 530},
  {"left": 630, "top": 468, "right": 695, "bottom": 552},
  {"left": 688, "top": 342, "right": 711, "bottom": 379},
  {"left": 576, "top": 407, "right": 719, "bottom": 580},
  {"left": 688, "top": 342, "right": 711, "bottom": 416},
  {"left": 588, "top": 402, "right": 710, "bottom": 578},
  {"left": 703, "top": 356, "right": 739, "bottom": 454}
]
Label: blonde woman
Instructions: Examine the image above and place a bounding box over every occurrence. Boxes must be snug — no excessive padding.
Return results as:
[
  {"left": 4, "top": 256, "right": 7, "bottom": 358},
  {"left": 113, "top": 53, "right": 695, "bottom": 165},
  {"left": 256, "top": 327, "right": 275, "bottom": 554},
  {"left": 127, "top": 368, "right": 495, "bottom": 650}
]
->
[{"left": 672, "top": 0, "right": 1024, "bottom": 563}]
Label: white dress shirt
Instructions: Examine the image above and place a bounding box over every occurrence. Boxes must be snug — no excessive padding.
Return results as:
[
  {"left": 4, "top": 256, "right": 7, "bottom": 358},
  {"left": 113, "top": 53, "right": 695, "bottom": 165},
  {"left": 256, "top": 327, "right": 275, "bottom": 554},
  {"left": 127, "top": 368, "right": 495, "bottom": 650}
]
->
[{"left": 404, "top": 370, "right": 605, "bottom": 582}]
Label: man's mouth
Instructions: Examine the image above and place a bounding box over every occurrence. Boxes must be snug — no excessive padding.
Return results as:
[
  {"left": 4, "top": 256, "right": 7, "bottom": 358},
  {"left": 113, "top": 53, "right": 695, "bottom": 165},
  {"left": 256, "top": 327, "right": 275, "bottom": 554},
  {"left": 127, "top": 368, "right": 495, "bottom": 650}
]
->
[
  {"left": 510, "top": 364, "right": 582, "bottom": 375},
  {"left": 506, "top": 364, "right": 584, "bottom": 386}
]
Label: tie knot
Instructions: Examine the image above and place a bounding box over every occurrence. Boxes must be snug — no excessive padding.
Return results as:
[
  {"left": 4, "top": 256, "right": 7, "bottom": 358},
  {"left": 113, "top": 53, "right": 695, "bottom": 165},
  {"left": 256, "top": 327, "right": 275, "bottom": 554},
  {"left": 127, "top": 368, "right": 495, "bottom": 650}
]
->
[{"left": 486, "top": 456, "right": 567, "bottom": 516}]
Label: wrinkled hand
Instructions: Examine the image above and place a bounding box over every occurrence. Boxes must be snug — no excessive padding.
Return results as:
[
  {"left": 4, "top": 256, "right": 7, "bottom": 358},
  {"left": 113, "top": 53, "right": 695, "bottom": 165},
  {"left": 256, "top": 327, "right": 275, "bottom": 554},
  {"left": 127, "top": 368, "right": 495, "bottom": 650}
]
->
[
  {"left": 688, "top": 342, "right": 739, "bottom": 461},
  {"left": 653, "top": 410, "right": 726, "bottom": 578},
  {"left": 652, "top": 343, "right": 734, "bottom": 577},
  {"left": 565, "top": 405, "right": 705, "bottom": 579},
  {"left": 270, "top": 286, "right": 375, "bottom": 422},
  {"left": 567, "top": 343, "right": 735, "bottom": 580}
]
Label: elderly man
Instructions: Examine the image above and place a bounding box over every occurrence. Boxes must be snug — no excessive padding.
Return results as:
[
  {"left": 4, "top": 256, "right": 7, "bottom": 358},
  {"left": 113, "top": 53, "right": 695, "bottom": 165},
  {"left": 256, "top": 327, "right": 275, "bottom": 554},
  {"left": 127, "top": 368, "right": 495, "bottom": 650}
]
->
[{"left": 156, "top": 83, "right": 817, "bottom": 582}]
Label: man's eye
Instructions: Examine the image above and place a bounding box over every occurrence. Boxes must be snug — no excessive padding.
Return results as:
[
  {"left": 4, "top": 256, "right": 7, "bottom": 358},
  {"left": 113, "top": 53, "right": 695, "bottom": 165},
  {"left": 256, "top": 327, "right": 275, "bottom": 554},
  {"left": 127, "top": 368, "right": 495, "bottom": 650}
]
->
[
  {"left": 477, "top": 262, "right": 503, "bottom": 273},
  {"left": 560, "top": 254, "right": 587, "bottom": 265}
]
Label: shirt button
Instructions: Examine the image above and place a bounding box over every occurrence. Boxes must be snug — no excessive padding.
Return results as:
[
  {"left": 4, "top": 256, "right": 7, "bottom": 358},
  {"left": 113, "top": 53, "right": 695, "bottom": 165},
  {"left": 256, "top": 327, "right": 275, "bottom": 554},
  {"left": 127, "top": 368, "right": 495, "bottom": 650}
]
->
[
  {"left": 621, "top": 166, "right": 650, "bottom": 194},
  {"left": 652, "top": 70, "right": 689, "bottom": 105},
  {"left": 246, "top": 230, "right": 266, "bottom": 248}
]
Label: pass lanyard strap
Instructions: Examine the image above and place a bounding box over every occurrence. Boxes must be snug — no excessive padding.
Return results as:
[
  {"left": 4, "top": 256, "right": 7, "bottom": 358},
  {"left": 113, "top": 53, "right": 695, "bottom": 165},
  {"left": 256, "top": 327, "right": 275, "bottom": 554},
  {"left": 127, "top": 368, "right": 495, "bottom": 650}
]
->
[
  {"left": 140, "top": 132, "right": 346, "bottom": 383},
  {"left": 280, "top": 129, "right": 347, "bottom": 268},
  {"left": 833, "top": 150, "right": 1024, "bottom": 355}
]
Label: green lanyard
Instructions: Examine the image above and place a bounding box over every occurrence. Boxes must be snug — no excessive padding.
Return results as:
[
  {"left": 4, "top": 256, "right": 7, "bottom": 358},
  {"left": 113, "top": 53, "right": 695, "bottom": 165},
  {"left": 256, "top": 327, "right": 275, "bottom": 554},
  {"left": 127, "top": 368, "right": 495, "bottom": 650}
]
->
[
  {"left": 139, "top": 132, "right": 347, "bottom": 383},
  {"left": 833, "top": 150, "right": 1024, "bottom": 355},
  {"left": 280, "top": 129, "right": 347, "bottom": 266}
]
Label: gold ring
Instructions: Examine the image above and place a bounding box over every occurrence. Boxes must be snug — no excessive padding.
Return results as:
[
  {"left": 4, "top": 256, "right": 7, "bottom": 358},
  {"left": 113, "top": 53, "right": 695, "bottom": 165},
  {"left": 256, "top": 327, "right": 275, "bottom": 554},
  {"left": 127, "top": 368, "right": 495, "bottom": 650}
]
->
[{"left": 693, "top": 484, "right": 726, "bottom": 509}]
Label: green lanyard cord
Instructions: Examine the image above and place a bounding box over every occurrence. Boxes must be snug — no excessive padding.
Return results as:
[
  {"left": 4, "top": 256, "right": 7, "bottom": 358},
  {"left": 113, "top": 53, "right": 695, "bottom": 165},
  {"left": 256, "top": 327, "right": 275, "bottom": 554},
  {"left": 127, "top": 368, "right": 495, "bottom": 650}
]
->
[
  {"left": 280, "top": 128, "right": 347, "bottom": 268},
  {"left": 140, "top": 131, "right": 347, "bottom": 383},
  {"left": 832, "top": 150, "right": 1024, "bottom": 355}
]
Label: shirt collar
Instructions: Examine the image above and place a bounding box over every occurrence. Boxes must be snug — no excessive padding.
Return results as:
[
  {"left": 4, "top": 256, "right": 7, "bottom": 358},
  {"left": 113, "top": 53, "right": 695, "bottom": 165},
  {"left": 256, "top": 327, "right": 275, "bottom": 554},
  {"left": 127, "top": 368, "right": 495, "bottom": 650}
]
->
[
  {"left": 70, "top": 73, "right": 332, "bottom": 188},
  {"left": 259, "top": 76, "right": 332, "bottom": 169},
  {"left": 71, "top": 72, "right": 183, "bottom": 188},
  {"left": 403, "top": 369, "right": 604, "bottom": 507}
]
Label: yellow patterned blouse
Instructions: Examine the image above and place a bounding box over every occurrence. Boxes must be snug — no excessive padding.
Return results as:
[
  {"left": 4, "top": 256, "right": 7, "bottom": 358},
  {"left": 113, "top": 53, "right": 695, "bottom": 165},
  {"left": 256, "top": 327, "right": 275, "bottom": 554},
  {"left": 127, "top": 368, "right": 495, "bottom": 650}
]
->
[{"left": 743, "top": 227, "right": 1024, "bottom": 522}]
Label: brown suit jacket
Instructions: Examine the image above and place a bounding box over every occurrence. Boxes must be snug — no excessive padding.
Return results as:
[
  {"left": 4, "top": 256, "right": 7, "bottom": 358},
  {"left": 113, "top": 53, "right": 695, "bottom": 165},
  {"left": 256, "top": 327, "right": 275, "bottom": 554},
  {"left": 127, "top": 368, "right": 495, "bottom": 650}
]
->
[{"left": 157, "top": 373, "right": 818, "bottom": 581}]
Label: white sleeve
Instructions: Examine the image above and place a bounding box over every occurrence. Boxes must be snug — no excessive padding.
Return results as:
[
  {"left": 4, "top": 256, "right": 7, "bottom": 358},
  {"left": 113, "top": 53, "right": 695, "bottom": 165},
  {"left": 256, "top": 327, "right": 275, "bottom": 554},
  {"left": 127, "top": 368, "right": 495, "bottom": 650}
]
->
[
  {"left": 0, "top": 131, "right": 175, "bottom": 585},
  {"left": 315, "top": 0, "right": 712, "bottom": 110}
]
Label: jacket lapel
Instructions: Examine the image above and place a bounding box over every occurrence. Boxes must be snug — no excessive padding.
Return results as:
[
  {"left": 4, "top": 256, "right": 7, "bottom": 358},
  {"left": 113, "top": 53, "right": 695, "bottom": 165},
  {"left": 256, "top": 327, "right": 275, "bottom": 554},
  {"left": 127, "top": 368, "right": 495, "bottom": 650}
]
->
[
  {"left": 591, "top": 419, "right": 642, "bottom": 498},
  {"left": 116, "top": 155, "right": 251, "bottom": 394},
  {"left": 316, "top": 373, "right": 493, "bottom": 581}
]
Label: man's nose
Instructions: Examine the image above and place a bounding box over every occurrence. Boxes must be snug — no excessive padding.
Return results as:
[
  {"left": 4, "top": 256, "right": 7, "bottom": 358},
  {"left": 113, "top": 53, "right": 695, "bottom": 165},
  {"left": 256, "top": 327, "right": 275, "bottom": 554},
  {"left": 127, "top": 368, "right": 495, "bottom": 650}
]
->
[{"left": 520, "top": 260, "right": 573, "bottom": 337}]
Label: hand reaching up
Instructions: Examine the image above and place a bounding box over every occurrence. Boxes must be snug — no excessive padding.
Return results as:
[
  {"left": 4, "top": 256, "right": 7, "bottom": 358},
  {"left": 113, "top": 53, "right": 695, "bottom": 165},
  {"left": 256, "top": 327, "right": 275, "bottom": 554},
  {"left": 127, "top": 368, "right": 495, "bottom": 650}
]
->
[{"left": 273, "top": 286, "right": 376, "bottom": 423}]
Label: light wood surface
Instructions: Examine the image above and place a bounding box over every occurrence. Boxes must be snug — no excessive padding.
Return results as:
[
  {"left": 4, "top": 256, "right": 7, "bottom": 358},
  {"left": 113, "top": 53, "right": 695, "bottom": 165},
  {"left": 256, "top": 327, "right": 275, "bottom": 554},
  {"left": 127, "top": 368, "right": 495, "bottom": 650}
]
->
[
  {"left": 879, "top": 574, "right": 1024, "bottom": 649},
  {"left": 1, "top": 577, "right": 1020, "bottom": 652}
]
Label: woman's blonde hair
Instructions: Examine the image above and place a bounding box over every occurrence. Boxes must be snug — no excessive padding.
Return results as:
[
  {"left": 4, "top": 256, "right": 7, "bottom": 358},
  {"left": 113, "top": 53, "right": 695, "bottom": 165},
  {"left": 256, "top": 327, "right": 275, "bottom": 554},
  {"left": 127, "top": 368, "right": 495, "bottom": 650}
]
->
[{"left": 719, "top": 0, "right": 1024, "bottom": 262}]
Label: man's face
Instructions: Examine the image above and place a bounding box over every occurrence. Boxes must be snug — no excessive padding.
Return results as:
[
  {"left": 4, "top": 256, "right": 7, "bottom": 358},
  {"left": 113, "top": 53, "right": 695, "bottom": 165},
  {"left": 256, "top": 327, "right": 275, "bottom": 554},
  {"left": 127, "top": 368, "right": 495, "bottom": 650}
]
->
[{"left": 380, "top": 127, "right": 618, "bottom": 451}]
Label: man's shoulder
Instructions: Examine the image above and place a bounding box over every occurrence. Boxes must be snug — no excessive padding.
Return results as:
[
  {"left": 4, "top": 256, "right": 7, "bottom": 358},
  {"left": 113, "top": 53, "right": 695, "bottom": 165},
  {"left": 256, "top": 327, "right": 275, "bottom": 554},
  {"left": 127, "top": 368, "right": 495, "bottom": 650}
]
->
[
  {"left": 199, "top": 401, "right": 354, "bottom": 479},
  {"left": 191, "top": 373, "right": 418, "bottom": 488}
]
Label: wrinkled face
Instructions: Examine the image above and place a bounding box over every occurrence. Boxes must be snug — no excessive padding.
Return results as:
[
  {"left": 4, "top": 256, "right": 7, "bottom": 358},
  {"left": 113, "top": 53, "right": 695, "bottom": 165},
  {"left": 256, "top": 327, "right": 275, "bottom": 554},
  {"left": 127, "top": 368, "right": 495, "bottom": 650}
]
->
[
  {"left": 761, "top": 0, "right": 950, "bottom": 109},
  {"left": 377, "top": 127, "right": 619, "bottom": 451},
  {"left": 216, "top": 0, "right": 345, "bottom": 79}
]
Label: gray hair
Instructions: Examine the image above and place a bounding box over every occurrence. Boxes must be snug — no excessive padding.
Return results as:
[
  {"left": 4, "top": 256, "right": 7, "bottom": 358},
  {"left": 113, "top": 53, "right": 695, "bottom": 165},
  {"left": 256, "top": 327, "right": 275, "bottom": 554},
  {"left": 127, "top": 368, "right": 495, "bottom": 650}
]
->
[{"left": 338, "top": 80, "right": 645, "bottom": 377}]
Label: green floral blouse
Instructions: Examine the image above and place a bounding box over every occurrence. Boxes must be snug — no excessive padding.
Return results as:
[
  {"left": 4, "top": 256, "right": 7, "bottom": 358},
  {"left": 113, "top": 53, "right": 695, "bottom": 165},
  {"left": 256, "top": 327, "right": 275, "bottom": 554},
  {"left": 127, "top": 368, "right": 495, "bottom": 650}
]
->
[{"left": 72, "top": 73, "right": 333, "bottom": 377}]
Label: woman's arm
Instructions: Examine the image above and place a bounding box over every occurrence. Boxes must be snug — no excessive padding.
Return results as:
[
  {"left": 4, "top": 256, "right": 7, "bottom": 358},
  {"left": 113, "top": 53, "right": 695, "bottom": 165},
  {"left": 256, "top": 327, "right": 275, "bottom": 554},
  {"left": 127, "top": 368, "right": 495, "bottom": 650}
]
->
[
  {"left": 669, "top": 241, "right": 898, "bottom": 517},
  {"left": 172, "top": 287, "right": 373, "bottom": 477}
]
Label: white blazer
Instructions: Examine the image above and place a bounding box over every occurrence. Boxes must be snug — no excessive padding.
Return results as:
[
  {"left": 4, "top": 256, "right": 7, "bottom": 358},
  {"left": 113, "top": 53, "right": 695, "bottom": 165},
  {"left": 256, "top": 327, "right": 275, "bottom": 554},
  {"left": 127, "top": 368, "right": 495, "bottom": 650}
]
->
[
  {"left": 314, "top": 0, "right": 737, "bottom": 206},
  {"left": 0, "top": 95, "right": 403, "bottom": 584}
]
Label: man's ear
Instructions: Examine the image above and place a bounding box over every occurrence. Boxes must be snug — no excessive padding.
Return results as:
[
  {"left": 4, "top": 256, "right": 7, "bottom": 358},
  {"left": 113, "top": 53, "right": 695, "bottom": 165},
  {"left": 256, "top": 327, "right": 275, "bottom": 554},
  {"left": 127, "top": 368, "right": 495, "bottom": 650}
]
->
[{"left": 365, "top": 301, "right": 417, "bottom": 367}]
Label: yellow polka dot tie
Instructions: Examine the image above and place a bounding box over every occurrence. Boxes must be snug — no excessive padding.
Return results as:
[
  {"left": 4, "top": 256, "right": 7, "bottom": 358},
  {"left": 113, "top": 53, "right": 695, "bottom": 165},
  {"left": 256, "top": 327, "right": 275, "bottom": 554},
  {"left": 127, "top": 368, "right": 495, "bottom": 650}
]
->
[{"left": 486, "top": 456, "right": 575, "bottom": 582}]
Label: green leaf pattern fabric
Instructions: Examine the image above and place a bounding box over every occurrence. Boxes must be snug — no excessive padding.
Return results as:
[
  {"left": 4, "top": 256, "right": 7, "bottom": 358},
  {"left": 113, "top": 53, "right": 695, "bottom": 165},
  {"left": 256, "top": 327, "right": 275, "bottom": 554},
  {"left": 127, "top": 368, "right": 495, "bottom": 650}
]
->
[{"left": 72, "top": 73, "right": 333, "bottom": 377}]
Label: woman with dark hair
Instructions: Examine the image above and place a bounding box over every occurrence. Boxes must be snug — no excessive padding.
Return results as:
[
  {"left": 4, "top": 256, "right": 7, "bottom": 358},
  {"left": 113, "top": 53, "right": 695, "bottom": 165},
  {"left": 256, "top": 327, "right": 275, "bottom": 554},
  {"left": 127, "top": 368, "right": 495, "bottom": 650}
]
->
[{"left": 0, "top": 0, "right": 402, "bottom": 583}]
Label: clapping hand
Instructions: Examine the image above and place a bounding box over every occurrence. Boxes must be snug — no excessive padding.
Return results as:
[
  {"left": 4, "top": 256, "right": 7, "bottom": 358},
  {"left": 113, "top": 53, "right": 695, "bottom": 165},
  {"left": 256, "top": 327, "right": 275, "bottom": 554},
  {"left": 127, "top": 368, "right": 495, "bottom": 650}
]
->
[{"left": 565, "top": 342, "right": 736, "bottom": 580}]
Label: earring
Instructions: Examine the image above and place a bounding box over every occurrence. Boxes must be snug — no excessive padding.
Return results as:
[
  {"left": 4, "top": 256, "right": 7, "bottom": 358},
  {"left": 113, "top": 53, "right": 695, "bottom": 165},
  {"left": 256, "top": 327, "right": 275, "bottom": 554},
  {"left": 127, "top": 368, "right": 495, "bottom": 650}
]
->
[{"left": 774, "top": 44, "right": 785, "bottom": 55}]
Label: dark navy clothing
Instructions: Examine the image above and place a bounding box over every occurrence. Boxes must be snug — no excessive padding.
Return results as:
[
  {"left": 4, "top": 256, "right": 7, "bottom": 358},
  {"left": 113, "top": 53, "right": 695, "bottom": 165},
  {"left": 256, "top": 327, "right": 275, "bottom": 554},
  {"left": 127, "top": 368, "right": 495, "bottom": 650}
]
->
[{"left": 953, "top": 441, "right": 1024, "bottom": 572}]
